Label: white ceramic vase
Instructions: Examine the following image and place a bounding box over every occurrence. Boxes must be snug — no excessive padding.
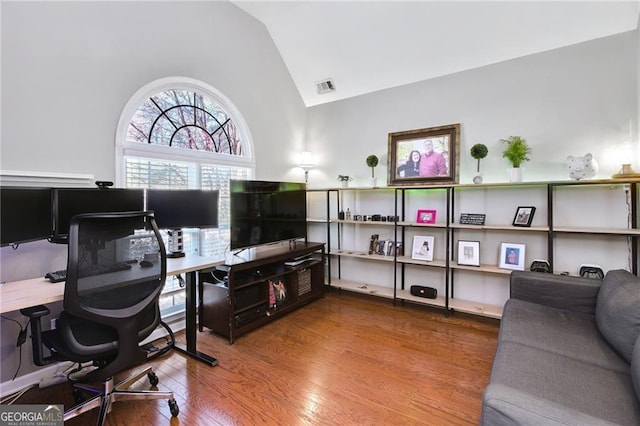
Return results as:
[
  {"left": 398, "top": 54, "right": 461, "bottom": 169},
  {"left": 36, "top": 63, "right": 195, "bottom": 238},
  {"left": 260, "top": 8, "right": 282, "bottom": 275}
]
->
[
  {"left": 508, "top": 167, "right": 523, "bottom": 182},
  {"left": 370, "top": 177, "right": 377, "bottom": 188}
]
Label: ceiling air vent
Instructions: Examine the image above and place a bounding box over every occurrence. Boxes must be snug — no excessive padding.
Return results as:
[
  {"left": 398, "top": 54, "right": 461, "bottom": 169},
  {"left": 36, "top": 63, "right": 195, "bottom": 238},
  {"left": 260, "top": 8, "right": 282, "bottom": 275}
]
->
[{"left": 315, "top": 78, "right": 336, "bottom": 94}]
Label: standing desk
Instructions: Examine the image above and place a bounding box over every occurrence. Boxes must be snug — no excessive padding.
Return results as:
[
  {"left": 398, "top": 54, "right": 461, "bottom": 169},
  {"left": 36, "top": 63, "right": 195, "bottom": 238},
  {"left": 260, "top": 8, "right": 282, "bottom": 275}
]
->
[{"left": 0, "top": 256, "right": 223, "bottom": 366}]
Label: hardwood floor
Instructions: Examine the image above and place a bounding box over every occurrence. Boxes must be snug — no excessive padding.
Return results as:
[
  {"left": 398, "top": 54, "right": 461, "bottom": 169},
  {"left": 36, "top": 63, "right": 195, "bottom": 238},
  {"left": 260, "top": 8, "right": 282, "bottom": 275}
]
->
[{"left": 11, "top": 290, "right": 500, "bottom": 425}]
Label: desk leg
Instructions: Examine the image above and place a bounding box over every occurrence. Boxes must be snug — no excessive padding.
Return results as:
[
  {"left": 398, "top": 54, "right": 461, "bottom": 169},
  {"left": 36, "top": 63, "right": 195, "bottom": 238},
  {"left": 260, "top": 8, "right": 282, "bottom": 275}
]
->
[{"left": 173, "top": 270, "right": 219, "bottom": 366}]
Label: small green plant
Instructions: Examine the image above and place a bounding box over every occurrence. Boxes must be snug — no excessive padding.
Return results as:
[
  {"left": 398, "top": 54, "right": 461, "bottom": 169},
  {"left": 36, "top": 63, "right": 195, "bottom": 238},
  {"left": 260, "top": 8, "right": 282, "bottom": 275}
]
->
[
  {"left": 470, "top": 143, "right": 488, "bottom": 172},
  {"left": 500, "top": 136, "right": 531, "bottom": 168},
  {"left": 366, "top": 155, "right": 379, "bottom": 178},
  {"left": 337, "top": 175, "right": 352, "bottom": 182}
]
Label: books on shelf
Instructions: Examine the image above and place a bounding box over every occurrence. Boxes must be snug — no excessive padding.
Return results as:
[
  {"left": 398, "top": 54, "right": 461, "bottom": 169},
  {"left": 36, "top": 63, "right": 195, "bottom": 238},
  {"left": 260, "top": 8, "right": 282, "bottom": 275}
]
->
[{"left": 368, "top": 233, "right": 403, "bottom": 257}]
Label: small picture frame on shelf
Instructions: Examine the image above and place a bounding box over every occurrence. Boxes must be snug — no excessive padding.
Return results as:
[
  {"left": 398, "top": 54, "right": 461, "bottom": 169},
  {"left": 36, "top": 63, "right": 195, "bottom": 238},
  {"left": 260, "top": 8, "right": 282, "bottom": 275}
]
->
[
  {"left": 513, "top": 206, "right": 536, "bottom": 227},
  {"left": 411, "top": 235, "right": 435, "bottom": 261},
  {"left": 499, "top": 242, "right": 526, "bottom": 271},
  {"left": 416, "top": 209, "right": 437, "bottom": 224},
  {"left": 457, "top": 240, "right": 480, "bottom": 266}
]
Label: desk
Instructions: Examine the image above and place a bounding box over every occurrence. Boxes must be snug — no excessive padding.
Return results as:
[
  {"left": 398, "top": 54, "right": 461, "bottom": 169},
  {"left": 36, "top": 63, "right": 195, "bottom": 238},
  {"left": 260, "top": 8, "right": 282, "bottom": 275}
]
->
[{"left": 0, "top": 256, "right": 223, "bottom": 366}]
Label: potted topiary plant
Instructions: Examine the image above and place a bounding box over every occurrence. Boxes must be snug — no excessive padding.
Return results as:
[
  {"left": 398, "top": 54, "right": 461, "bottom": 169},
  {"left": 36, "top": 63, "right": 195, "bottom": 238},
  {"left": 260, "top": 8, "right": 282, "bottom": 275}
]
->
[
  {"left": 500, "top": 136, "right": 531, "bottom": 182},
  {"left": 470, "top": 143, "right": 488, "bottom": 184},
  {"left": 366, "top": 155, "right": 379, "bottom": 187}
]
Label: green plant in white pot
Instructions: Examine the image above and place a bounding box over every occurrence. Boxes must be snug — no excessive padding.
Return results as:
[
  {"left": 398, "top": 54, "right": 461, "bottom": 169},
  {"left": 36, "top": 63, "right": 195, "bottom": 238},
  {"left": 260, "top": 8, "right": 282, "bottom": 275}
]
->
[
  {"left": 366, "top": 154, "right": 379, "bottom": 187},
  {"left": 500, "top": 136, "right": 531, "bottom": 182},
  {"left": 470, "top": 143, "right": 488, "bottom": 184}
]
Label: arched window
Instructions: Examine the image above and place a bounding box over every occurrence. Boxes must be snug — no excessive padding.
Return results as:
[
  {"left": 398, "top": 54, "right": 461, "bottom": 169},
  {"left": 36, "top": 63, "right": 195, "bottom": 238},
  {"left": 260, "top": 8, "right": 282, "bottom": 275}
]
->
[{"left": 116, "top": 77, "right": 254, "bottom": 314}]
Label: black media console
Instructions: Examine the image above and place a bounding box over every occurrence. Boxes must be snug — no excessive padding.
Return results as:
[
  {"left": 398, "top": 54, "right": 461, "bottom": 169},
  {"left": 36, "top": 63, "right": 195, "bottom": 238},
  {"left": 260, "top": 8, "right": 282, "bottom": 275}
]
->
[{"left": 199, "top": 242, "right": 325, "bottom": 343}]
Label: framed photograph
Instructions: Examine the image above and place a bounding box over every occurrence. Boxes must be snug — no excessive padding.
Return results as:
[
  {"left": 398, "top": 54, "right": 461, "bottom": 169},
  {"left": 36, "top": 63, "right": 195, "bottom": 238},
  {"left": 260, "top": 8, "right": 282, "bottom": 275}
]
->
[
  {"left": 411, "top": 235, "right": 435, "bottom": 261},
  {"left": 416, "top": 209, "right": 437, "bottom": 224},
  {"left": 457, "top": 240, "right": 480, "bottom": 266},
  {"left": 499, "top": 242, "right": 526, "bottom": 271},
  {"left": 387, "top": 123, "right": 460, "bottom": 186},
  {"left": 513, "top": 206, "right": 536, "bottom": 227}
]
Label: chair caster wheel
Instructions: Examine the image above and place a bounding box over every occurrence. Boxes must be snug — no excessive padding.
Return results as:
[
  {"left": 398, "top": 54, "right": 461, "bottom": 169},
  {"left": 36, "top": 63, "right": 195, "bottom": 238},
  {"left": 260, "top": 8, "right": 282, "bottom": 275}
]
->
[
  {"left": 147, "top": 371, "right": 159, "bottom": 387},
  {"left": 72, "top": 388, "right": 85, "bottom": 404},
  {"left": 168, "top": 398, "right": 179, "bottom": 417}
]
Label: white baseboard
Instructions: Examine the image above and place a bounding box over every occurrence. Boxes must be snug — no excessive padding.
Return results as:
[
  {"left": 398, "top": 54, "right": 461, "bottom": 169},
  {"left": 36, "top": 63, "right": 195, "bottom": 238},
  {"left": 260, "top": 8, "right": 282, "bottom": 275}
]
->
[{"left": 0, "top": 315, "right": 186, "bottom": 399}]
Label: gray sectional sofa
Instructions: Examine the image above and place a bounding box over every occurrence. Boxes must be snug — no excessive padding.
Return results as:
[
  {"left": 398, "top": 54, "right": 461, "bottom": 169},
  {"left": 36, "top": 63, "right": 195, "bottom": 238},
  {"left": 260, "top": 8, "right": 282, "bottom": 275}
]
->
[{"left": 481, "top": 269, "right": 640, "bottom": 425}]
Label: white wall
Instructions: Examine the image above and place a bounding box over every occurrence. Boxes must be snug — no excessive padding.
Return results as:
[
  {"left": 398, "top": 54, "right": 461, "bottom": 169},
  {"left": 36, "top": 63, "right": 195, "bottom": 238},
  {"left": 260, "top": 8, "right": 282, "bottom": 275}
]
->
[
  {"left": 305, "top": 31, "right": 638, "bottom": 188},
  {"left": 0, "top": 0, "right": 306, "bottom": 387},
  {"left": 1, "top": 1, "right": 307, "bottom": 182}
]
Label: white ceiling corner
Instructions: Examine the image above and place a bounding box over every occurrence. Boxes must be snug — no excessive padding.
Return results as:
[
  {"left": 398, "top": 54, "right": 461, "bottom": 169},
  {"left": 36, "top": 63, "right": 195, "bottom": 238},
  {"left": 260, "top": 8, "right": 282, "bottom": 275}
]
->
[{"left": 234, "top": 1, "right": 640, "bottom": 107}]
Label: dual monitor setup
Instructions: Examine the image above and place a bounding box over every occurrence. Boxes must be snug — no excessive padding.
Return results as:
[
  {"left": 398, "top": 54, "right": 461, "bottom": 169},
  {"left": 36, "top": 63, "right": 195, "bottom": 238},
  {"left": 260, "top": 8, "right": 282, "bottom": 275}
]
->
[{"left": 1, "top": 179, "right": 307, "bottom": 257}]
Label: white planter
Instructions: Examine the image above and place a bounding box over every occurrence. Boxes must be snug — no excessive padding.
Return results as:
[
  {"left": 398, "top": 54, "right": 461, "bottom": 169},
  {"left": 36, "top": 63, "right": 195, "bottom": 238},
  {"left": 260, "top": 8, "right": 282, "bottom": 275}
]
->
[
  {"left": 341, "top": 181, "right": 349, "bottom": 188},
  {"left": 370, "top": 177, "right": 377, "bottom": 188},
  {"left": 508, "top": 168, "right": 523, "bottom": 182},
  {"left": 472, "top": 172, "right": 483, "bottom": 184}
]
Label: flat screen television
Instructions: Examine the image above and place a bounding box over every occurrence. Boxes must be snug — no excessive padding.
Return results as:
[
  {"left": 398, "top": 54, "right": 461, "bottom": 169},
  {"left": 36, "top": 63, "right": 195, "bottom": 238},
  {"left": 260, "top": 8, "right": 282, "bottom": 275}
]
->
[
  {"left": 230, "top": 180, "right": 307, "bottom": 251},
  {"left": 1, "top": 187, "right": 53, "bottom": 247},
  {"left": 146, "top": 189, "right": 219, "bottom": 230},
  {"left": 52, "top": 188, "right": 144, "bottom": 243}
]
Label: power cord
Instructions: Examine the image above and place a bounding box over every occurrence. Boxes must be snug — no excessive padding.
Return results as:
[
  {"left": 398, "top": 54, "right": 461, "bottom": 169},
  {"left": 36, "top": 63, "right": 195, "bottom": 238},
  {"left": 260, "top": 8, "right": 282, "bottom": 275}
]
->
[{"left": 0, "top": 315, "right": 28, "bottom": 380}]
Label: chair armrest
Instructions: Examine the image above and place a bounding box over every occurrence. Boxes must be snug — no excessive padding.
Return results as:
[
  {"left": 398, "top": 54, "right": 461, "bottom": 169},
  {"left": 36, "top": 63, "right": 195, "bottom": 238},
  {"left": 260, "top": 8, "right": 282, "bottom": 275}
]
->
[
  {"left": 509, "top": 271, "right": 601, "bottom": 315},
  {"left": 20, "top": 305, "right": 56, "bottom": 366}
]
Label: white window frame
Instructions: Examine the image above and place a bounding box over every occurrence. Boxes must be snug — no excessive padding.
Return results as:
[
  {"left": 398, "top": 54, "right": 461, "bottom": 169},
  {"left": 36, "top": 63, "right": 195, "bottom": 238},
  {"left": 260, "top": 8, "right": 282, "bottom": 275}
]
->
[{"left": 114, "top": 76, "right": 255, "bottom": 184}]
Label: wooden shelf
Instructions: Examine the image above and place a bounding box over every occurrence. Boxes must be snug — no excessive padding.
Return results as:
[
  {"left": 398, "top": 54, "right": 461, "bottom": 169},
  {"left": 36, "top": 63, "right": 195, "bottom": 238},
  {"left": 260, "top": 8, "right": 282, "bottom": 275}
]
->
[
  {"left": 332, "top": 219, "right": 395, "bottom": 226},
  {"left": 396, "top": 256, "right": 446, "bottom": 268},
  {"left": 450, "top": 223, "right": 549, "bottom": 232},
  {"left": 450, "top": 263, "right": 513, "bottom": 275},
  {"left": 395, "top": 289, "right": 446, "bottom": 309},
  {"left": 307, "top": 217, "right": 327, "bottom": 223},
  {"left": 397, "top": 221, "right": 448, "bottom": 228},
  {"left": 329, "top": 279, "right": 394, "bottom": 299},
  {"left": 552, "top": 226, "right": 640, "bottom": 235},
  {"left": 330, "top": 250, "right": 395, "bottom": 262},
  {"left": 449, "top": 298, "right": 503, "bottom": 319}
]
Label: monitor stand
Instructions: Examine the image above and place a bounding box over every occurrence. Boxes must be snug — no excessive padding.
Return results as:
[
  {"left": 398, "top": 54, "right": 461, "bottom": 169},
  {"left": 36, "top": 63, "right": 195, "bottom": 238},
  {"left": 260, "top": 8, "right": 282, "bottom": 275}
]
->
[{"left": 167, "top": 228, "right": 185, "bottom": 258}]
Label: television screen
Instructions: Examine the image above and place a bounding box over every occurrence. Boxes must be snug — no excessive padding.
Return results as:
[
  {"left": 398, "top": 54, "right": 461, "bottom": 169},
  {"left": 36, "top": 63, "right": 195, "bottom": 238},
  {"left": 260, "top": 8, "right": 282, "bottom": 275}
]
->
[
  {"left": 53, "top": 188, "right": 144, "bottom": 242},
  {"left": 230, "top": 180, "right": 307, "bottom": 250},
  {"left": 146, "top": 189, "right": 219, "bottom": 229},
  {"left": 1, "top": 187, "right": 53, "bottom": 247}
]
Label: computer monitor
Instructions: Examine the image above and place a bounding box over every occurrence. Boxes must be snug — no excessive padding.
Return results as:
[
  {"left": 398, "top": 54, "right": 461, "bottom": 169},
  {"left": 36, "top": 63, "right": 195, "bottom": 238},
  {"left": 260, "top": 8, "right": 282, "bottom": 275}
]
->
[
  {"left": 146, "top": 189, "right": 219, "bottom": 258},
  {"left": 52, "top": 188, "right": 144, "bottom": 243},
  {"left": 0, "top": 187, "right": 53, "bottom": 247},
  {"left": 146, "top": 189, "right": 219, "bottom": 230}
]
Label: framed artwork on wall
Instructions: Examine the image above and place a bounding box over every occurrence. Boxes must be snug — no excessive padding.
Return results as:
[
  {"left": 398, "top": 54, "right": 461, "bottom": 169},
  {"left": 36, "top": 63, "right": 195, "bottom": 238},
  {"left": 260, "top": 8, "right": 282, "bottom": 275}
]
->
[
  {"left": 457, "top": 240, "right": 480, "bottom": 266},
  {"left": 387, "top": 123, "right": 460, "bottom": 186},
  {"left": 411, "top": 235, "right": 435, "bottom": 261},
  {"left": 499, "top": 242, "right": 526, "bottom": 271}
]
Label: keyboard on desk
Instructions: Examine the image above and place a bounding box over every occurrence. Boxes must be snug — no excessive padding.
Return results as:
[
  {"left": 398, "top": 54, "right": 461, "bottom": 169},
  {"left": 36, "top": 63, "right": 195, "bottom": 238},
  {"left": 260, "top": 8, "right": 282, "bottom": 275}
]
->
[{"left": 45, "top": 262, "right": 133, "bottom": 283}]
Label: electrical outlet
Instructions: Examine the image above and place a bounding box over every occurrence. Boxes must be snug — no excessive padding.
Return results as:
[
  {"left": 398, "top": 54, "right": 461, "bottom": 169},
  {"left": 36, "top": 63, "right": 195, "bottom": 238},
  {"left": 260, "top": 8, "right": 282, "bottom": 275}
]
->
[{"left": 50, "top": 318, "right": 57, "bottom": 330}]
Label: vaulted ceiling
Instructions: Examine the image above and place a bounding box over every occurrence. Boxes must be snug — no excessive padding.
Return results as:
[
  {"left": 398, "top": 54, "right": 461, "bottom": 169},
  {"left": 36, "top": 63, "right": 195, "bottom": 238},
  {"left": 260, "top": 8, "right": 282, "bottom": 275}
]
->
[{"left": 234, "top": 1, "right": 640, "bottom": 107}]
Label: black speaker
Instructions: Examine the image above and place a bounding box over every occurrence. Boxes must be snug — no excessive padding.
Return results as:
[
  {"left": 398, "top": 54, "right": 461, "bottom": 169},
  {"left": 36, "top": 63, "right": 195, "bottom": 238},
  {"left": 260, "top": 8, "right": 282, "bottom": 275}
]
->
[{"left": 410, "top": 285, "right": 437, "bottom": 299}]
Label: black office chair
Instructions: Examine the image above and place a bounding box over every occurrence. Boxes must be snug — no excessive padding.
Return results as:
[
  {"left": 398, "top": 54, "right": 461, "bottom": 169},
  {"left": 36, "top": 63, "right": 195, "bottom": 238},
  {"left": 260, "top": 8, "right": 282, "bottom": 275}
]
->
[{"left": 21, "top": 211, "right": 179, "bottom": 425}]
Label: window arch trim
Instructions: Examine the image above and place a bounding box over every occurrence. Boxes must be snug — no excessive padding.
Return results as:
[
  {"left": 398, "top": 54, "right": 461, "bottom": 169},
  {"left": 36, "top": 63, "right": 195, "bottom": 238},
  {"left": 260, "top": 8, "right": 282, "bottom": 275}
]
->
[{"left": 115, "top": 76, "right": 255, "bottom": 185}]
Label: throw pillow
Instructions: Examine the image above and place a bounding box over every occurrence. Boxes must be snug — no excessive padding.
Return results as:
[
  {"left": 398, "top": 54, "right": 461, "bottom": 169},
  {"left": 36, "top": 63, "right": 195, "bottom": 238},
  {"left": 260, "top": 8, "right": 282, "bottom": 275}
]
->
[{"left": 596, "top": 269, "right": 640, "bottom": 363}]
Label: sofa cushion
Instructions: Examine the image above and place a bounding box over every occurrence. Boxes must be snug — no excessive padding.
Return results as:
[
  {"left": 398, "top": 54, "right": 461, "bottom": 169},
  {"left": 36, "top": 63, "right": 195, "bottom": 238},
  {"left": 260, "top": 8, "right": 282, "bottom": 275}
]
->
[
  {"left": 500, "top": 299, "right": 628, "bottom": 372},
  {"left": 488, "top": 341, "right": 640, "bottom": 425},
  {"left": 596, "top": 269, "right": 640, "bottom": 363},
  {"left": 632, "top": 335, "right": 640, "bottom": 403}
]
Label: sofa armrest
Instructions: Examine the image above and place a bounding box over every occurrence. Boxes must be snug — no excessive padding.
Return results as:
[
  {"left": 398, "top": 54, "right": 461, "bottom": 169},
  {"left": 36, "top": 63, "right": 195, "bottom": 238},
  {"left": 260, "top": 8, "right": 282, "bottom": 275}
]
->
[
  {"left": 481, "top": 384, "right": 618, "bottom": 426},
  {"left": 510, "top": 271, "right": 601, "bottom": 315}
]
